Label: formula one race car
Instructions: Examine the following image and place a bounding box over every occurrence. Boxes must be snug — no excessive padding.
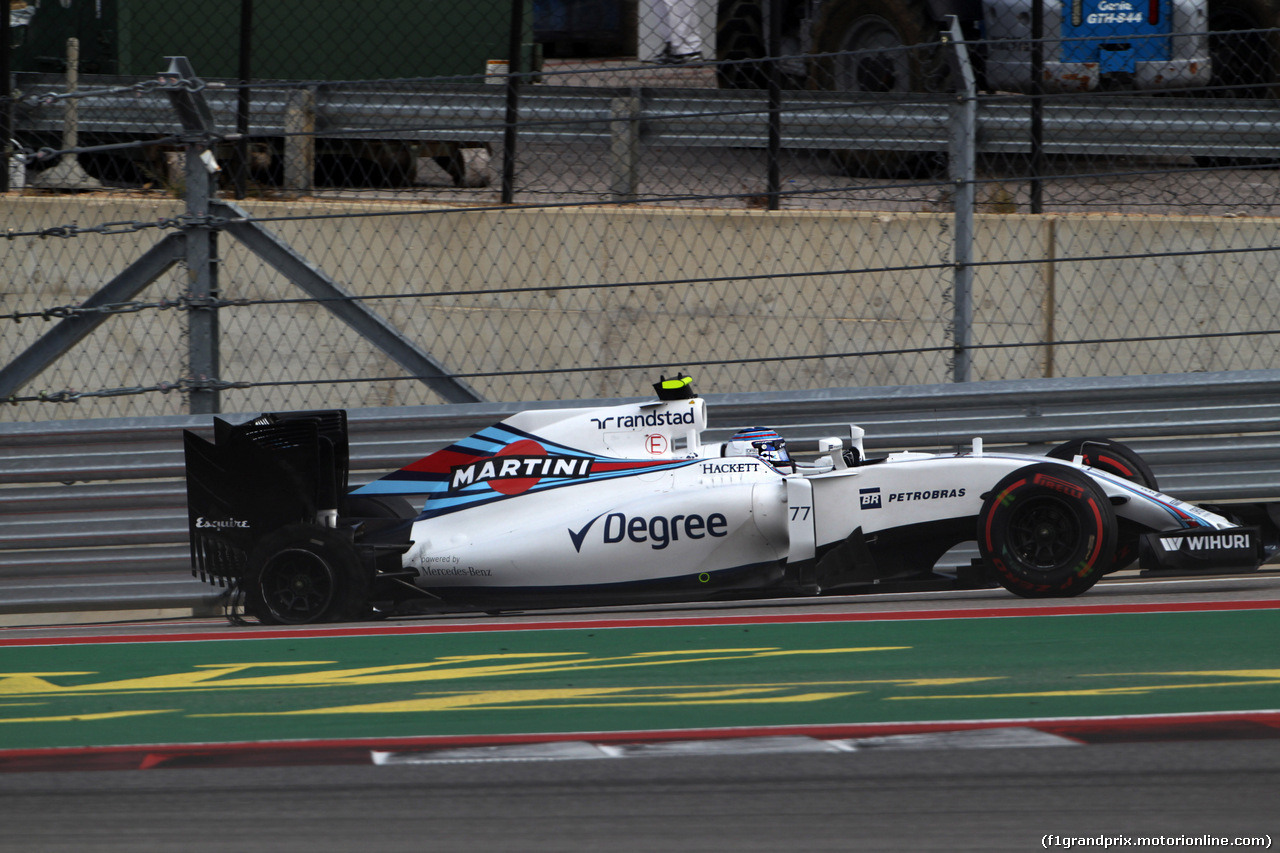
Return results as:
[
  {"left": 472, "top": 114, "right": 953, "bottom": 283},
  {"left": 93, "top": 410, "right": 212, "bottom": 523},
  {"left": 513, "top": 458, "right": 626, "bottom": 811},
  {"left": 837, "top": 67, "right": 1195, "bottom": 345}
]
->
[{"left": 184, "top": 376, "right": 1280, "bottom": 624}]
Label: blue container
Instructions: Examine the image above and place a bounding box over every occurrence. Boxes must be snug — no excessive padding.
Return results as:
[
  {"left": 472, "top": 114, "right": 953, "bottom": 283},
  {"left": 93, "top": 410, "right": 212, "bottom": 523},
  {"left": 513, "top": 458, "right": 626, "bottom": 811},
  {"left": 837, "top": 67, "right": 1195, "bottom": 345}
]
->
[{"left": 1061, "top": 0, "right": 1172, "bottom": 72}]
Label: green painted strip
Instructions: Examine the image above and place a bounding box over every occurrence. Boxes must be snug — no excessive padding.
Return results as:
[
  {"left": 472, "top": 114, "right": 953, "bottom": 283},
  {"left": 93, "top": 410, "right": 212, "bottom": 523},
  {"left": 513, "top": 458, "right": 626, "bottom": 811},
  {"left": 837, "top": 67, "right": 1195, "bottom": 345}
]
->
[{"left": 0, "top": 609, "right": 1277, "bottom": 750}]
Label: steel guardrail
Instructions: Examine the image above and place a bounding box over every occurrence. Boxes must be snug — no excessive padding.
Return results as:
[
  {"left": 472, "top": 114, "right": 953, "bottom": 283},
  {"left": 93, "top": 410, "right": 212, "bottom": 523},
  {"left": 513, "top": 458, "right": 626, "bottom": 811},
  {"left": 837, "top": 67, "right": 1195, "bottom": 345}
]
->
[{"left": 14, "top": 73, "right": 1280, "bottom": 160}]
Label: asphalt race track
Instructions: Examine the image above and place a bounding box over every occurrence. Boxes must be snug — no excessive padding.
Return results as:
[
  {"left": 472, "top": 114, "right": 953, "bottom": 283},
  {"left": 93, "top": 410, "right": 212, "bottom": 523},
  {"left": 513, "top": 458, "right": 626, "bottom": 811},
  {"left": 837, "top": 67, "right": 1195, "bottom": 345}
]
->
[
  {"left": 2, "top": 740, "right": 1278, "bottom": 852},
  {"left": 0, "top": 574, "right": 1277, "bottom": 851}
]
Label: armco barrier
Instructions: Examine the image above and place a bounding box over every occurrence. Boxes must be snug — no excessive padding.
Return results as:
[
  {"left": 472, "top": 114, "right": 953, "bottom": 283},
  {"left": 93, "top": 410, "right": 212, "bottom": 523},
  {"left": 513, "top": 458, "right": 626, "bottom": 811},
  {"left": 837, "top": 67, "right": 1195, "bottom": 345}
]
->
[
  {"left": 3, "top": 370, "right": 1280, "bottom": 616},
  {"left": 18, "top": 74, "right": 1280, "bottom": 171}
]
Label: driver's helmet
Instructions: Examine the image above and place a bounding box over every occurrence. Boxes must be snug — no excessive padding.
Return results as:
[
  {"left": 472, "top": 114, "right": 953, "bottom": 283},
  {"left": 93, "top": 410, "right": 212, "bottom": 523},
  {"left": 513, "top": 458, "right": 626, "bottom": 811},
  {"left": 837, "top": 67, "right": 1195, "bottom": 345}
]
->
[{"left": 726, "top": 427, "right": 794, "bottom": 472}]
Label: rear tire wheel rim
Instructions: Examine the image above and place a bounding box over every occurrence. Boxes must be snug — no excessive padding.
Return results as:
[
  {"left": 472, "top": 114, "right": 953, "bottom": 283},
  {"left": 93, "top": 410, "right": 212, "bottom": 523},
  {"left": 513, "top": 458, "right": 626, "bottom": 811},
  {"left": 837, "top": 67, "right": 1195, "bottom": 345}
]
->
[{"left": 259, "top": 548, "right": 336, "bottom": 623}]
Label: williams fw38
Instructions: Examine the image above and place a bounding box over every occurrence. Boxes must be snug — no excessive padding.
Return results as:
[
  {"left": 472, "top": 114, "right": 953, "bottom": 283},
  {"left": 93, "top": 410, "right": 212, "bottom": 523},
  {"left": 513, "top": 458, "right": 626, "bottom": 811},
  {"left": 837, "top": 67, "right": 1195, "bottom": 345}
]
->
[{"left": 184, "top": 377, "right": 1280, "bottom": 624}]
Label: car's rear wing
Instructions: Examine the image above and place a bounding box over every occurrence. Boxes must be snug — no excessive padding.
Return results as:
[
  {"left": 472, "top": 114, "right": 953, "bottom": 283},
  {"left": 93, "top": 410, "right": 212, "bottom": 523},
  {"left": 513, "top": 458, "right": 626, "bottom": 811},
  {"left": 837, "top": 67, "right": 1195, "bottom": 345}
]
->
[{"left": 183, "top": 410, "right": 349, "bottom": 585}]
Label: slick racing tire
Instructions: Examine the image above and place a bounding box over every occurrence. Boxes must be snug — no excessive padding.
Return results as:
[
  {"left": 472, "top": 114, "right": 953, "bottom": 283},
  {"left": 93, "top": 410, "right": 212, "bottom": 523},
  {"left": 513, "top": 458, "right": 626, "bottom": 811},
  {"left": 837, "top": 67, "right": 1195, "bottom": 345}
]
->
[
  {"left": 1047, "top": 437, "right": 1155, "bottom": 572},
  {"left": 340, "top": 494, "right": 417, "bottom": 523},
  {"left": 978, "top": 463, "right": 1117, "bottom": 598},
  {"left": 340, "top": 492, "right": 417, "bottom": 575},
  {"left": 339, "top": 493, "right": 417, "bottom": 619},
  {"left": 244, "top": 524, "right": 369, "bottom": 625},
  {"left": 1046, "top": 437, "right": 1157, "bottom": 490}
]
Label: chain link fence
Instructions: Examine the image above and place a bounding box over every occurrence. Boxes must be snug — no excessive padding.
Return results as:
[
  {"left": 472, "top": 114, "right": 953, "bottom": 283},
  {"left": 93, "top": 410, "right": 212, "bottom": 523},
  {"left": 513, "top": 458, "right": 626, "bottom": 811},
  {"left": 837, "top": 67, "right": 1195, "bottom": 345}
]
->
[{"left": 4, "top": 0, "right": 1280, "bottom": 421}]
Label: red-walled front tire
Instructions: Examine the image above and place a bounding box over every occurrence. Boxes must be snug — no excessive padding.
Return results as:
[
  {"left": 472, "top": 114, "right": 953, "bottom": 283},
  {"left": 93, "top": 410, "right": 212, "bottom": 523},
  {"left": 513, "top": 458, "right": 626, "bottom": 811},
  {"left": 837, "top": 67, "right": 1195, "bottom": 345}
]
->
[{"left": 978, "top": 464, "right": 1117, "bottom": 598}]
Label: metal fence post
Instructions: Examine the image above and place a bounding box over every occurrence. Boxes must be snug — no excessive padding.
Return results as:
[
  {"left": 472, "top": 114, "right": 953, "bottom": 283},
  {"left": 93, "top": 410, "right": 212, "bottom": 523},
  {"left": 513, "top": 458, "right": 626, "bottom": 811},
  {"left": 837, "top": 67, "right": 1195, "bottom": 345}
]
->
[
  {"left": 232, "top": 0, "right": 253, "bottom": 200},
  {"left": 1030, "top": 0, "right": 1045, "bottom": 213},
  {"left": 500, "top": 0, "right": 524, "bottom": 204},
  {"left": 2, "top": 0, "right": 10, "bottom": 194},
  {"left": 610, "top": 92, "right": 640, "bottom": 201},
  {"left": 283, "top": 86, "right": 315, "bottom": 195},
  {"left": 185, "top": 145, "right": 220, "bottom": 415},
  {"left": 945, "top": 16, "right": 977, "bottom": 384},
  {"left": 163, "top": 56, "right": 222, "bottom": 414},
  {"left": 766, "top": 0, "right": 782, "bottom": 210}
]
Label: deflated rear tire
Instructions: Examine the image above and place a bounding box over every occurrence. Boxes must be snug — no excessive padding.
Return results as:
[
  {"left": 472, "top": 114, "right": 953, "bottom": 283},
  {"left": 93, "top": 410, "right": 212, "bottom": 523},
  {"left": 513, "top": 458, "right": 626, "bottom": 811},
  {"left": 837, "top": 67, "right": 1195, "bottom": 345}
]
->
[
  {"left": 244, "top": 524, "right": 369, "bottom": 624},
  {"left": 978, "top": 463, "right": 1117, "bottom": 598}
]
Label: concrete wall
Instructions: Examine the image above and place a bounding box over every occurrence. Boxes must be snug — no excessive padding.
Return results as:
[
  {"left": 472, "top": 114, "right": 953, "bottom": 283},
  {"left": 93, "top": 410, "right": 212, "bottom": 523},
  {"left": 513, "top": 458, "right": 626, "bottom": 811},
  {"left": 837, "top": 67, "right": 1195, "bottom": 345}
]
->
[{"left": 3, "top": 194, "right": 1278, "bottom": 420}]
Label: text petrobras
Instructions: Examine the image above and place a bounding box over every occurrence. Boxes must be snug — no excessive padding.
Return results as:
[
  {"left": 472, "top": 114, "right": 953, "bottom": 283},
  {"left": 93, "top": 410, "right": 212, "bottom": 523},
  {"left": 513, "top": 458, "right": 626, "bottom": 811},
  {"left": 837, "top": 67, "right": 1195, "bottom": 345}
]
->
[
  {"left": 859, "top": 487, "right": 966, "bottom": 510},
  {"left": 450, "top": 455, "right": 592, "bottom": 491}
]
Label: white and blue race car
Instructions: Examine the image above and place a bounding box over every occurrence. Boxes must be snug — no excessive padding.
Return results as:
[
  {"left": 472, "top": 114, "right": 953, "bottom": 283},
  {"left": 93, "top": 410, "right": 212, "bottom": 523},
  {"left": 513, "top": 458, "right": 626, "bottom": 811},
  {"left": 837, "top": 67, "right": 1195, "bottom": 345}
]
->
[{"left": 184, "top": 376, "right": 1280, "bottom": 623}]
